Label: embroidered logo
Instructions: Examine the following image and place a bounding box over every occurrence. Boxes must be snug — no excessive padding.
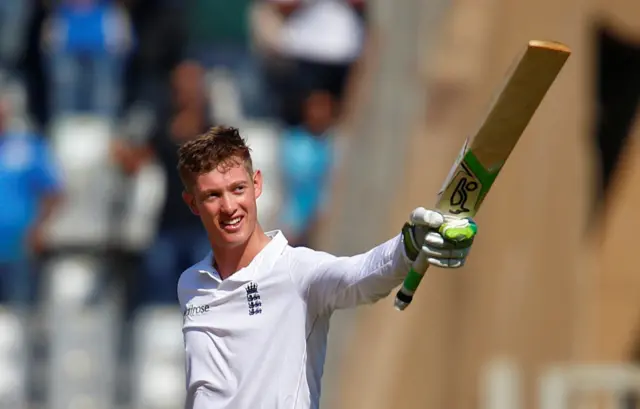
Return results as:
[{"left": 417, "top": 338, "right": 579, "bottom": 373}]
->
[{"left": 245, "top": 282, "right": 262, "bottom": 316}]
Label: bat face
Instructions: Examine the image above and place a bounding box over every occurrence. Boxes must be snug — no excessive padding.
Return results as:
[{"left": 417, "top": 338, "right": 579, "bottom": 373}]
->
[
  {"left": 435, "top": 40, "right": 571, "bottom": 219},
  {"left": 436, "top": 140, "right": 496, "bottom": 218}
]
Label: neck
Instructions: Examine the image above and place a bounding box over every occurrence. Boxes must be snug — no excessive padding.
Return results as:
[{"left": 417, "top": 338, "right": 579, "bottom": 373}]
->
[{"left": 213, "top": 224, "right": 271, "bottom": 280}]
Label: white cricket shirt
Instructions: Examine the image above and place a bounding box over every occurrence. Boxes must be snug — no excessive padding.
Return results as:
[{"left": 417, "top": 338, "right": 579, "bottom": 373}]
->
[{"left": 178, "top": 230, "right": 410, "bottom": 409}]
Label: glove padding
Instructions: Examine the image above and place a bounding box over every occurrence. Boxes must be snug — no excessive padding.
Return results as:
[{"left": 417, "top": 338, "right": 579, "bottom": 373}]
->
[{"left": 402, "top": 207, "right": 477, "bottom": 268}]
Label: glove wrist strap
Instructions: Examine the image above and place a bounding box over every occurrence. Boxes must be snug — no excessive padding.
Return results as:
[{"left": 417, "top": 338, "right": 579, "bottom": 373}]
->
[{"left": 402, "top": 222, "right": 419, "bottom": 261}]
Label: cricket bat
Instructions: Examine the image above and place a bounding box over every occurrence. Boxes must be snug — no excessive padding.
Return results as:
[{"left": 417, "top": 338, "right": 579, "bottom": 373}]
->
[{"left": 394, "top": 40, "right": 571, "bottom": 311}]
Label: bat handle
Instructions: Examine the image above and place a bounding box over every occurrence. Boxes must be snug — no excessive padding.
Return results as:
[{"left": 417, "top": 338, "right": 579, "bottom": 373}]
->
[{"left": 394, "top": 252, "right": 430, "bottom": 311}]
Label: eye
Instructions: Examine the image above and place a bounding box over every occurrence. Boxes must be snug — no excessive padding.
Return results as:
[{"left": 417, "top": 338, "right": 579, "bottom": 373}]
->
[{"left": 234, "top": 185, "right": 246, "bottom": 193}]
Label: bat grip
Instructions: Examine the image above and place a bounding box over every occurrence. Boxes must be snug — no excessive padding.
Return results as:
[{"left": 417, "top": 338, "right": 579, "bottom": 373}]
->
[{"left": 394, "top": 252, "right": 430, "bottom": 311}]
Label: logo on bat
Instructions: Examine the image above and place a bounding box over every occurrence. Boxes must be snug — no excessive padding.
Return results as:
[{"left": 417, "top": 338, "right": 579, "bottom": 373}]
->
[
  {"left": 439, "top": 162, "right": 482, "bottom": 216},
  {"left": 449, "top": 175, "right": 478, "bottom": 214}
]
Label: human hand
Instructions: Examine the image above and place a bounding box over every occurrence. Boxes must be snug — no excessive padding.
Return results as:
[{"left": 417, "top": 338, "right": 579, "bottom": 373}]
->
[{"left": 402, "top": 207, "right": 477, "bottom": 268}]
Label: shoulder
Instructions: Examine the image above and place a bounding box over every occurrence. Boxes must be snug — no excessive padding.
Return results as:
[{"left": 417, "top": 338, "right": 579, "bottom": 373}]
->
[
  {"left": 278, "top": 244, "right": 339, "bottom": 299},
  {"left": 176, "top": 264, "right": 197, "bottom": 301},
  {"left": 177, "top": 263, "right": 198, "bottom": 289},
  {"left": 3, "top": 131, "right": 43, "bottom": 145},
  {"left": 1, "top": 133, "right": 50, "bottom": 163},
  {"left": 176, "top": 252, "right": 214, "bottom": 305},
  {"left": 17, "top": 133, "right": 56, "bottom": 157},
  {"left": 178, "top": 252, "right": 213, "bottom": 287},
  {"left": 282, "top": 245, "right": 337, "bottom": 271}
]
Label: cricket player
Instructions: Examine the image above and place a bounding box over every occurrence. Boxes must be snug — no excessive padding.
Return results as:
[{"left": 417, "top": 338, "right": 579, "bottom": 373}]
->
[{"left": 177, "top": 126, "right": 477, "bottom": 409}]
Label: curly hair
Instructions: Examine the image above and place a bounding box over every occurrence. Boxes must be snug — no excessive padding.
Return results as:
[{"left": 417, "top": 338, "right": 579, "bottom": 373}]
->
[{"left": 177, "top": 126, "right": 254, "bottom": 192}]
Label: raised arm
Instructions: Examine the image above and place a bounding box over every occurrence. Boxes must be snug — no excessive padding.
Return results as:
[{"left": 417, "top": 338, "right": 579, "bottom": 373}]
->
[
  {"left": 288, "top": 208, "right": 479, "bottom": 315},
  {"left": 289, "top": 234, "right": 410, "bottom": 314}
]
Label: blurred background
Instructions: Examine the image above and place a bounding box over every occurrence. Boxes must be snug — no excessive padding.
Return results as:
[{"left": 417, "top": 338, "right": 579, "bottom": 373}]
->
[{"left": 1, "top": 0, "right": 640, "bottom": 409}]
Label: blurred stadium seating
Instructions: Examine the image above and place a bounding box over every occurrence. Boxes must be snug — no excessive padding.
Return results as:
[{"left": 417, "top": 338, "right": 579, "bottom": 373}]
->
[{"left": 2, "top": 1, "right": 640, "bottom": 409}]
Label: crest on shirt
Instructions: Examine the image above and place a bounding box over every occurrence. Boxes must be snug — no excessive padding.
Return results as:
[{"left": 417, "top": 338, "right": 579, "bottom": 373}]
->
[{"left": 245, "top": 282, "right": 262, "bottom": 316}]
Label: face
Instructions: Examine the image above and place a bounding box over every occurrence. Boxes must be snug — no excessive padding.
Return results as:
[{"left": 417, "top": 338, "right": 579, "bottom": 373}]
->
[{"left": 183, "top": 161, "right": 262, "bottom": 250}]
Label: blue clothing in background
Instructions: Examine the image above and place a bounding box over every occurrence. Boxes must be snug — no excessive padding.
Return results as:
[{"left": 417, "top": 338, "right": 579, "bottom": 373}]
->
[
  {"left": 54, "top": 1, "right": 132, "bottom": 55},
  {"left": 56, "top": 2, "right": 111, "bottom": 54},
  {"left": 279, "top": 127, "right": 335, "bottom": 238},
  {"left": 0, "top": 133, "right": 63, "bottom": 262},
  {"left": 141, "top": 226, "right": 210, "bottom": 306},
  {"left": 47, "top": 1, "right": 133, "bottom": 119}
]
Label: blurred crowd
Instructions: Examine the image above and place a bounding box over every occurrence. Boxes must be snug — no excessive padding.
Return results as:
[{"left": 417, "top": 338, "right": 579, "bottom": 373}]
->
[
  {"left": 0, "top": 0, "right": 370, "bottom": 307},
  {"left": 0, "top": 0, "right": 370, "bottom": 407}
]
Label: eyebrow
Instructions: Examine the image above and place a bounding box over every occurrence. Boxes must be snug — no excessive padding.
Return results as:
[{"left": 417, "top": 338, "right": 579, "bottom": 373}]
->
[{"left": 200, "top": 181, "right": 248, "bottom": 196}]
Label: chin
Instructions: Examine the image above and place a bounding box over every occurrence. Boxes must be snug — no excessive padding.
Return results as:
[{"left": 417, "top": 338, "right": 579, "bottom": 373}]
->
[{"left": 218, "top": 229, "right": 250, "bottom": 248}]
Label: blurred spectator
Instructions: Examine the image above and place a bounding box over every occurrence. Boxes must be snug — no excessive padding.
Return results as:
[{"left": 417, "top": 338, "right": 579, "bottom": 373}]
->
[
  {"left": 112, "top": 61, "right": 211, "bottom": 306},
  {"left": 187, "top": 0, "right": 267, "bottom": 120},
  {"left": 251, "top": 0, "right": 367, "bottom": 245},
  {"left": 0, "top": 95, "right": 63, "bottom": 308},
  {"left": 122, "top": 0, "right": 187, "bottom": 117},
  {"left": 19, "top": 0, "right": 50, "bottom": 131},
  {"left": 0, "top": 1, "right": 31, "bottom": 79},
  {"left": 252, "top": 0, "right": 368, "bottom": 126},
  {"left": 42, "top": 0, "right": 134, "bottom": 121},
  {"left": 278, "top": 89, "right": 337, "bottom": 247}
]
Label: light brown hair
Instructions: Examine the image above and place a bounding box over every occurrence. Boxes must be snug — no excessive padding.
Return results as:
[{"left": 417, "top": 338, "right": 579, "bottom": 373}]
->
[{"left": 177, "top": 126, "right": 253, "bottom": 192}]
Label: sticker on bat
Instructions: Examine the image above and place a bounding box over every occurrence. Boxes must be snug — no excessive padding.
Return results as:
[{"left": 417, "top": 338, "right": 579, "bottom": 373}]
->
[{"left": 437, "top": 161, "right": 482, "bottom": 216}]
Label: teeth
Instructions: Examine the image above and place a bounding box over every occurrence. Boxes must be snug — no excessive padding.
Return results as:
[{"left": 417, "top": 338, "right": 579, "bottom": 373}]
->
[{"left": 223, "top": 217, "right": 241, "bottom": 226}]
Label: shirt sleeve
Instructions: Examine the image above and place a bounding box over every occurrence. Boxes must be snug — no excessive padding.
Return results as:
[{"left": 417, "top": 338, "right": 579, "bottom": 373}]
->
[{"left": 288, "top": 234, "right": 411, "bottom": 315}]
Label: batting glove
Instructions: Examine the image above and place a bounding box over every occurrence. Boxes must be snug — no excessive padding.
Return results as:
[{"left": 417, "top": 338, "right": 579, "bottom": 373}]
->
[{"left": 401, "top": 207, "right": 477, "bottom": 268}]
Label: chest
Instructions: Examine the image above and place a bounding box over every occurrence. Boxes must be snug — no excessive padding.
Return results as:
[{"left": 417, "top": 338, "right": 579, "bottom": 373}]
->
[
  {"left": 182, "top": 275, "right": 310, "bottom": 393},
  {"left": 182, "top": 275, "right": 306, "bottom": 341}
]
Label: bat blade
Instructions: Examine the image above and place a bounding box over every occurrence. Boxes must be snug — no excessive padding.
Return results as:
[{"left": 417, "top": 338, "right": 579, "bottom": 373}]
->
[
  {"left": 436, "top": 40, "right": 571, "bottom": 219},
  {"left": 394, "top": 40, "right": 571, "bottom": 311}
]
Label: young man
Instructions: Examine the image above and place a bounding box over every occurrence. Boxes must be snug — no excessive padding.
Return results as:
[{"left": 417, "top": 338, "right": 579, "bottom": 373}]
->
[{"left": 177, "top": 126, "right": 477, "bottom": 409}]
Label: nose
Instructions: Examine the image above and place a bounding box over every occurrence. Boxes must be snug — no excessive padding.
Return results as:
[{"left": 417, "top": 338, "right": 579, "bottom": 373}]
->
[{"left": 220, "top": 193, "right": 237, "bottom": 215}]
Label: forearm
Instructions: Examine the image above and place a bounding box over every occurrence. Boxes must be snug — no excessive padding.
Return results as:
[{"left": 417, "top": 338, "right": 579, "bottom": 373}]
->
[
  {"left": 301, "top": 208, "right": 479, "bottom": 313},
  {"left": 322, "top": 234, "right": 411, "bottom": 310}
]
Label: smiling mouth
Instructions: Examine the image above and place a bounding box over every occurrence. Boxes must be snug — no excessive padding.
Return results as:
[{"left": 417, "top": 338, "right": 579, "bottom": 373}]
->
[{"left": 221, "top": 216, "right": 243, "bottom": 229}]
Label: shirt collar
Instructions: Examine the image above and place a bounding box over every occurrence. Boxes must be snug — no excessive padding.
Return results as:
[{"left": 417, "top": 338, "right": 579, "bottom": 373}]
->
[{"left": 196, "top": 230, "right": 288, "bottom": 281}]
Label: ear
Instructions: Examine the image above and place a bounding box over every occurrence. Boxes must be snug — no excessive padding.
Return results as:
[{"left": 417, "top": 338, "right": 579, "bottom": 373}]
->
[
  {"left": 182, "top": 190, "right": 200, "bottom": 216},
  {"left": 253, "top": 169, "right": 263, "bottom": 199}
]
